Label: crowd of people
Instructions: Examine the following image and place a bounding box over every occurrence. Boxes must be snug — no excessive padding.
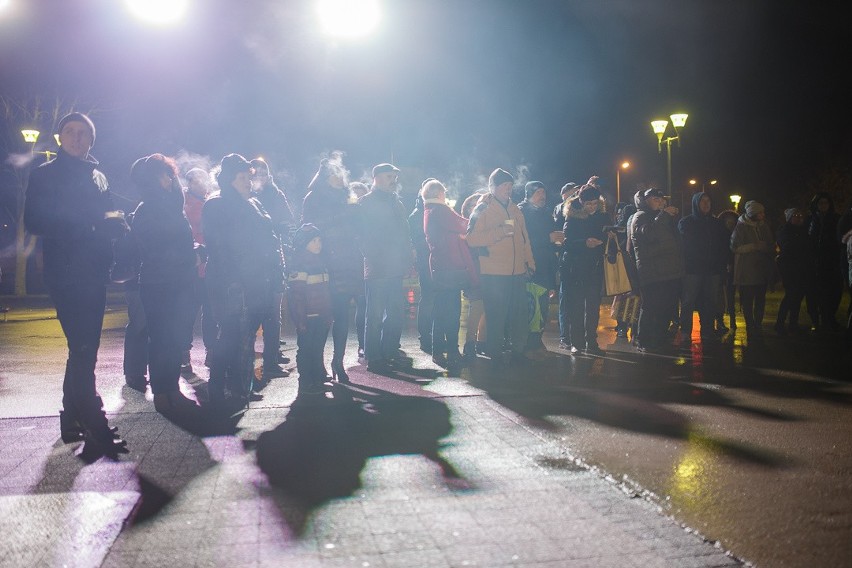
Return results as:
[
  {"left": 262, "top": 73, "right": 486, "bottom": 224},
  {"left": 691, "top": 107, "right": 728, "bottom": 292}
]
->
[{"left": 23, "top": 112, "right": 852, "bottom": 458}]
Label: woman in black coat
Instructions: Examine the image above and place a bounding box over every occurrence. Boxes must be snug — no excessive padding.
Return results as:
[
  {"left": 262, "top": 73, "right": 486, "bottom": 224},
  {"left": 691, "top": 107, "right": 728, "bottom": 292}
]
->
[{"left": 130, "top": 154, "right": 201, "bottom": 415}]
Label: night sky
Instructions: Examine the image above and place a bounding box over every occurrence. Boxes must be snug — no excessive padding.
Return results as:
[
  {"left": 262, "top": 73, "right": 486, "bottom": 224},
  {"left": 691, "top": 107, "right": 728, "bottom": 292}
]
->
[{"left": 2, "top": 0, "right": 851, "bottom": 214}]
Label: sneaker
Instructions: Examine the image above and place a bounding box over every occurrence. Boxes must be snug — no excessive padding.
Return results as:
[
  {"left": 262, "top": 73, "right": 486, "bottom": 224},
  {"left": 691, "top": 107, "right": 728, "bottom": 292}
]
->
[{"left": 558, "top": 340, "right": 572, "bottom": 350}]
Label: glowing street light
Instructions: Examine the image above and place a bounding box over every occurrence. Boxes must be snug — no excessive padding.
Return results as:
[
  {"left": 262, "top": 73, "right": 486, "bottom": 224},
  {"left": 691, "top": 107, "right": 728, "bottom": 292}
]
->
[
  {"left": 317, "top": 0, "right": 381, "bottom": 38},
  {"left": 729, "top": 194, "right": 741, "bottom": 211},
  {"left": 125, "top": 0, "right": 188, "bottom": 25},
  {"left": 689, "top": 178, "right": 717, "bottom": 192},
  {"left": 616, "top": 161, "right": 630, "bottom": 205},
  {"left": 21, "top": 129, "right": 39, "bottom": 143},
  {"left": 651, "top": 112, "right": 688, "bottom": 211}
]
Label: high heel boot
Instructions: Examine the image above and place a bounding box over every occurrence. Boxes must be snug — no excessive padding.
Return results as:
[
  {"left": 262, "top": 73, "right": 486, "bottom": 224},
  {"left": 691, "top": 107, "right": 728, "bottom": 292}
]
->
[{"left": 331, "top": 357, "right": 350, "bottom": 383}]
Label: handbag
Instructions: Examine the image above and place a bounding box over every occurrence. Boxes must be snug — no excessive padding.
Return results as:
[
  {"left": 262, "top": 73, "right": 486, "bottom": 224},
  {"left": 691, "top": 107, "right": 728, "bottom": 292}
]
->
[
  {"left": 603, "top": 233, "right": 632, "bottom": 296},
  {"left": 610, "top": 293, "right": 640, "bottom": 324}
]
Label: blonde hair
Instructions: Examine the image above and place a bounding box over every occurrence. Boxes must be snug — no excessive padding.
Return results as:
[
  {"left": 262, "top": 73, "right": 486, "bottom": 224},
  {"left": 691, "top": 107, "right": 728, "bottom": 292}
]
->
[{"left": 420, "top": 179, "right": 446, "bottom": 200}]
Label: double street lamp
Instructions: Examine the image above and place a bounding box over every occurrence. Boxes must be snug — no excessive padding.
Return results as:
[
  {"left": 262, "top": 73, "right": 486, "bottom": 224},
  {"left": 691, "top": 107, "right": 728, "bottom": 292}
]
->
[
  {"left": 20, "top": 128, "right": 58, "bottom": 161},
  {"left": 651, "top": 113, "right": 688, "bottom": 208}
]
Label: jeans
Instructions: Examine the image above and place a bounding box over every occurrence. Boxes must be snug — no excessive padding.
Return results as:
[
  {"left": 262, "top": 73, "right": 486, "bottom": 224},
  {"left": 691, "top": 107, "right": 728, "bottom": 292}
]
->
[
  {"left": 564, "top": 276, "right": 602, "bottom": 349},
  {"left": 141, "top": 282, "right": 197, "bottom": 395},
  {"left": 480, "top": 274, "right": 528, "bottom": 356},
  {"left": 297, "top": 316, "right": 330, "bottom": 392},
  {"left": 364, "top": 277, "right": 405, "bottom": 362}
]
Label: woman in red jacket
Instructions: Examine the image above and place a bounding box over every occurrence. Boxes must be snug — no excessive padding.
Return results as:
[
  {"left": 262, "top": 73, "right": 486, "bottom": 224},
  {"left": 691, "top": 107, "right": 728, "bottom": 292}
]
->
[{"left": 423, "top": 180, "right": 479, "bottom": 369}]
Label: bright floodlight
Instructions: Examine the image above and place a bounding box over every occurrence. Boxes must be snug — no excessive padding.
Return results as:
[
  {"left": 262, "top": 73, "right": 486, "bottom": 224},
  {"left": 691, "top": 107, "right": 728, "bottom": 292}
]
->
[
  {"left": 318, "top": 0, "right": 381, "bottom": 38},
  {"left": 126, "top": 0, "right": 188, "bottom": 25}
]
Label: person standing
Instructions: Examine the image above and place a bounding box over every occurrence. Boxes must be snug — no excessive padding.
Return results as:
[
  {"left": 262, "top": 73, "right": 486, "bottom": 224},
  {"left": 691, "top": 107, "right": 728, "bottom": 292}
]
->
[
  {"left": 459, "top": 191, "right": 486, "bottom": 358},
  {"left": 184, "top": 167, "right": 217, "bottom": 367},
  {"left": 677, "top": 191, "right": 730, "bottom": 341},
  {"left": 627, "top": 188, "right": 684, "bottom": 352},
  {"left": 203, "top": 154, "right": 284, "bottom": 407},
  {"left": 561, "top": 185, "right": 610, "bottom": 354},
  {"left": 408, "top": 187, "right": 435, "bottom": 354},
  {"left": 555, "top": 181, "right": 579, "bottom": 349},
  {"left": 423, "top": 179, "right": 478, "bottom": 368},
  {"left": 129, "top": 154, "right": 201, "bottom": 416},
  {"left": 774, "top": 208, "right": 817, "bottom": 334},
  {"left": 730, "top": 200, "right": 775, "bottom": 341},
  {"left": 287, "top": 224, "right": 333, "bottom": 397},
  {"left": 808, "top": 192, "right": 843, "bottom": 331},
  {"left": 302, "top": 158, "right": 364, "bottom": 382},
  {"left": 358, "top": 163, "right": 413, "bottom": 372},
  {"left": 519, "top": 181, "right": 560, "bottom": 350},
  {"left": 24, "top": 112, "right": 129, "bottom": 457},
  {"left": 251, "top": 158, "right": 294, "bottom": 377},
  {"left": 466, "top": 168, "right": 536, "bottom": 364},
  {"left": 349, "top": 181, "right": 370, "bottom": 358}
]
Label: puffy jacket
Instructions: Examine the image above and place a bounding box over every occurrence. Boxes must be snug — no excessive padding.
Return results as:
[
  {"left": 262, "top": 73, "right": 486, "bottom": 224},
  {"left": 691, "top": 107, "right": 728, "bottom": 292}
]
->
[
  {"left": 627, "top": 202, "right": 684, "bottom": 286},
  {"left": 357, "top": 188, "right": 413, "bottom": 279},
  {"left": 302, "top": 182, "right": 363, "bottom": 297},
  {"left": 466, "top": 193, "right": 535, "bottom": 276},
  {"left": 24, "top": 148, "right": 118, "bottom": 287},
  {"left": 677, "top": 192, "right": 729, "bottom": 276},
  {"left": 731, "top": 214, "right": 775, "bottom": 286}
]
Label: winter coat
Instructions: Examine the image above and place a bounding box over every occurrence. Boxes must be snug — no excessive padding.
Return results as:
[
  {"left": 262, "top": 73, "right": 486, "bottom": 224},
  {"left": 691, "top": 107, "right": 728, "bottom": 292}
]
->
[
  {"left": 24, "top": 148, "right": 119, "bottom": 288},
  {"left": 560, "top": 198, "right": 608, "bottom": 283},
  {"left": 808, "top": 192, "right": 842, "bottom": 274},
  {"left": 519, "top": 199, "right": 559, "bottom": 290},
  {"left": 202, "top": 188, "right": 284, "bottom": 309},
  {"left": 677, "top": 192, "right": 729, "bottom": 276},
  {"left": 358, "top": 188, "right": 413, "bottom": 280},
  {"left": 132, "top": 184, "right": 198, "bottom": 287},
  {"left": 287, "top": 248, "right": 332, "bottom": 331},
  {"left": 424, "top": 201, "right": 479, "bottom": 289},
  {"left": 776, "top": 222, "right": 815, "bottom": 276},
  {"left": 466, "top": 193, "right": 535, "bottom": 276},
  {"left": 627, "top": 202, "right": 684, "bottom": 286},
  {"left": 730, "top": 213, "right": 775, "bottom": 286},
  {"left": 253, "top": 180, "right": 296, "bottom": 246},
  {"left": 301, "top": 182, "right": 364, "bottom": 297}
]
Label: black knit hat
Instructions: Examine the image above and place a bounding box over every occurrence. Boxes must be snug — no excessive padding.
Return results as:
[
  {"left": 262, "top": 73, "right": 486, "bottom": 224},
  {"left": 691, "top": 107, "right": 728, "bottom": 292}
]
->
[
  {"left": 524, "top": 181, "right": 545, "bottom": 199},
  {"left": 488, "top": 168, "right": 514, "bottom": 189},
  {"left": 578, "top": 185, "right": 601, "bottom": 202},
  {"left": 57, "top": 112, "right": 96, "bottom": 144},
  {"left": 293, "top": 223, "right": 321, "bottom": 251}
]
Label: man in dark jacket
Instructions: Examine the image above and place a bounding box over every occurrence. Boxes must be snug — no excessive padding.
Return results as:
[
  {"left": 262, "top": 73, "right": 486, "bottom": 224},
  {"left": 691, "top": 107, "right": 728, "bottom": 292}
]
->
[
  {"left": 24, "top": 112, "right": 129, "bottom": 457},
  {"left": 627, "top": 187, "right": 684, "bottom": 352},
  {"left": 677, "top": 191, "right": 729, "bottom": 340},
  {"left": 519, "top": 181, "right": 559, "bottom": 350},
  {"left": 358, "top": 163, "right": 413, "bottom": 371}
]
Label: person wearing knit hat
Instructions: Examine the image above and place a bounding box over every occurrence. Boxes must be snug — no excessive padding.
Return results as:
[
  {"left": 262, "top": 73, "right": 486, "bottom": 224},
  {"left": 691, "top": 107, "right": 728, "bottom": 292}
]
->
[
  {"left": 203, "top": 153, "right": 286, "bottom": 406},
  {"left": 55, "top": 112, "right": 97, "bottom": 160},
  {"left": 774, "top": 207, "right": 814, "bottom": 334},
  {"left": 467, "top": 167, "right": 536, "bottom": 363},
  {"left": 744, "top": 200, "right": 765, "bottom": 218},
  {"left": 731, "top": 198, "right": 774, "bottom": 341},
  {"left": 519, "top": 180, "right": 559, "bottom": 350},
  {"left": 288, "top": 223, "right": 333, "bottom": 397},
  {"left": 24, "top": 111, "right": 130, "bottom": 457}
]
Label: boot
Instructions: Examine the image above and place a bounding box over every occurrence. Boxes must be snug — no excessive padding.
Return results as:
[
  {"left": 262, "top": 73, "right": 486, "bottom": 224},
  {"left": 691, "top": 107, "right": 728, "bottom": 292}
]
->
[
  {"left": 78, "top": 396, "right": 128, "bottom": 458},
  {"left": 462, "top": 341, "right": 476, "bottom": 359},
  {"left": 59, "top": 410, "right": 85, "bottom": 443},
  {"left": 331, "top": 357, "right": 350, "bottom": 384}
]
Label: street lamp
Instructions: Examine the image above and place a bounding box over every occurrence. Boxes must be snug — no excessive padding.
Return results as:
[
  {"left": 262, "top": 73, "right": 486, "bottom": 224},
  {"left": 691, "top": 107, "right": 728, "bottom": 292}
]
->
[
  {"left": 20, "top": 129, "right": 56, "bottom": 161},
  {"left": 616, "top": 161, "right": 630, "bottom": 205},
  {"left": 651, "top": 113, "right": 688, "bottom": 209},
  {"left": 729, "top": 194, "right": 741, "bottom": 212},
  {"left": 688, "top": 178, "right": 717, "bottom": 192}
]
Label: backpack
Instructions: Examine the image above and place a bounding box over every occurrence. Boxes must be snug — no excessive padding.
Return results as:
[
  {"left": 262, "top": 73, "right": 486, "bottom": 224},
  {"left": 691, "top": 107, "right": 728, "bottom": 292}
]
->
[{"left": 110, "top": 207, "right": 141, "bottom": 284}]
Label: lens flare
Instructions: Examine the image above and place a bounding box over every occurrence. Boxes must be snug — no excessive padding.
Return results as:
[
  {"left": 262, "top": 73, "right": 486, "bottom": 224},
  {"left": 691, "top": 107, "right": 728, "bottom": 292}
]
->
[
  {"left": 317, "top": 0, "right": 381, "bottom": 38},
  {"left": 125, "top": 0, "right": 188, "bottom": 25}
]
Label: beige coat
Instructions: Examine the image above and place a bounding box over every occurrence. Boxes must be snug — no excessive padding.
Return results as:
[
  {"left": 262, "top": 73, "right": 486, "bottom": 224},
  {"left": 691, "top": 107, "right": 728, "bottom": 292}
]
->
[{"left": 466, "top": 193, "right": 535, "bottom": 276}]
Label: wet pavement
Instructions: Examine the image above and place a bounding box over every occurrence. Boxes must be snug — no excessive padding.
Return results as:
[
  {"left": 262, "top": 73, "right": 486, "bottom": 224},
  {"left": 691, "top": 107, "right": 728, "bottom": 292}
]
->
[{"left": 0, "top": 290, "right": 850, "bottom": 567}]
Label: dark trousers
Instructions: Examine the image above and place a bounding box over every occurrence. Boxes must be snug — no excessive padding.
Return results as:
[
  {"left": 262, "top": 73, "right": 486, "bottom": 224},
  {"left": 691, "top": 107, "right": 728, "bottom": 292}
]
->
[
  {"left": 364, "top": 277, "right": 405, "bottom": 362},
  {"left": 354, "top": 294, "right": 366, "bottom": 350},
  {"left": 680, "top": 274, "right": 720, "bottom": 335},
  {"left": 565, "top": 276, "right": 602, "bottom": 349},
  {"left": 210, "top": 288, "right": 267, "bottom": 397},
  {"left": 558, "top": 276, "right": 570, "bottom": 342},
  {"left": 432, "top": 286, "right": 462, "bottom": 356},
  {"left": 297, "top": 316, "right": 330, "bottom": 392},
  {"left": 638, "top": 278, "right": 681, "bottom": 349},
  {"left": 331, "top": 291, "right": 358, "bottom": 361},
  {"left": 141, "top": 282, "right": 197, "bottom": 395},
  {"left": 777, "top": 268, "right": 816, "bottom": 327},
  {"left": 49, "top": 281, "right": 108, "bottom": 428},
  {"left": 480, "top": 274, "right": 528, "bottom": 356},
  {"left": 260, "top": 291, "right": 283, "bottom": 367},
  {"left": 195, "top": 277, "right": 217, "bottom": 352},
  {"left": 123, "top": 286, "right": 148, "bottom": 377},
  {"left": 739, "top": 283, "right": 767, "bottom": 333},
  {"left": 416, "top": 267, "right": 435, "bottom": 348},
  {"left": 814, "top": 266, "right": 843, "bottom": 327}
]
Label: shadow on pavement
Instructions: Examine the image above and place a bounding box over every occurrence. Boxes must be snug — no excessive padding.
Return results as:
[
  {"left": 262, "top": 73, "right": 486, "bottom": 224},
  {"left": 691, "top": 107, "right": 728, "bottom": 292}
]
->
[{"left": 255, "top": 387, "right": 459, "bottom": 535}]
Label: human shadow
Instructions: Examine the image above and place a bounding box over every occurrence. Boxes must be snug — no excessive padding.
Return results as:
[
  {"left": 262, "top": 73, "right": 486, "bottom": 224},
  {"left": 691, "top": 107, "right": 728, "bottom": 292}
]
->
[{"left": 255, "top": 387, "right": 461, "bottom": 535}]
